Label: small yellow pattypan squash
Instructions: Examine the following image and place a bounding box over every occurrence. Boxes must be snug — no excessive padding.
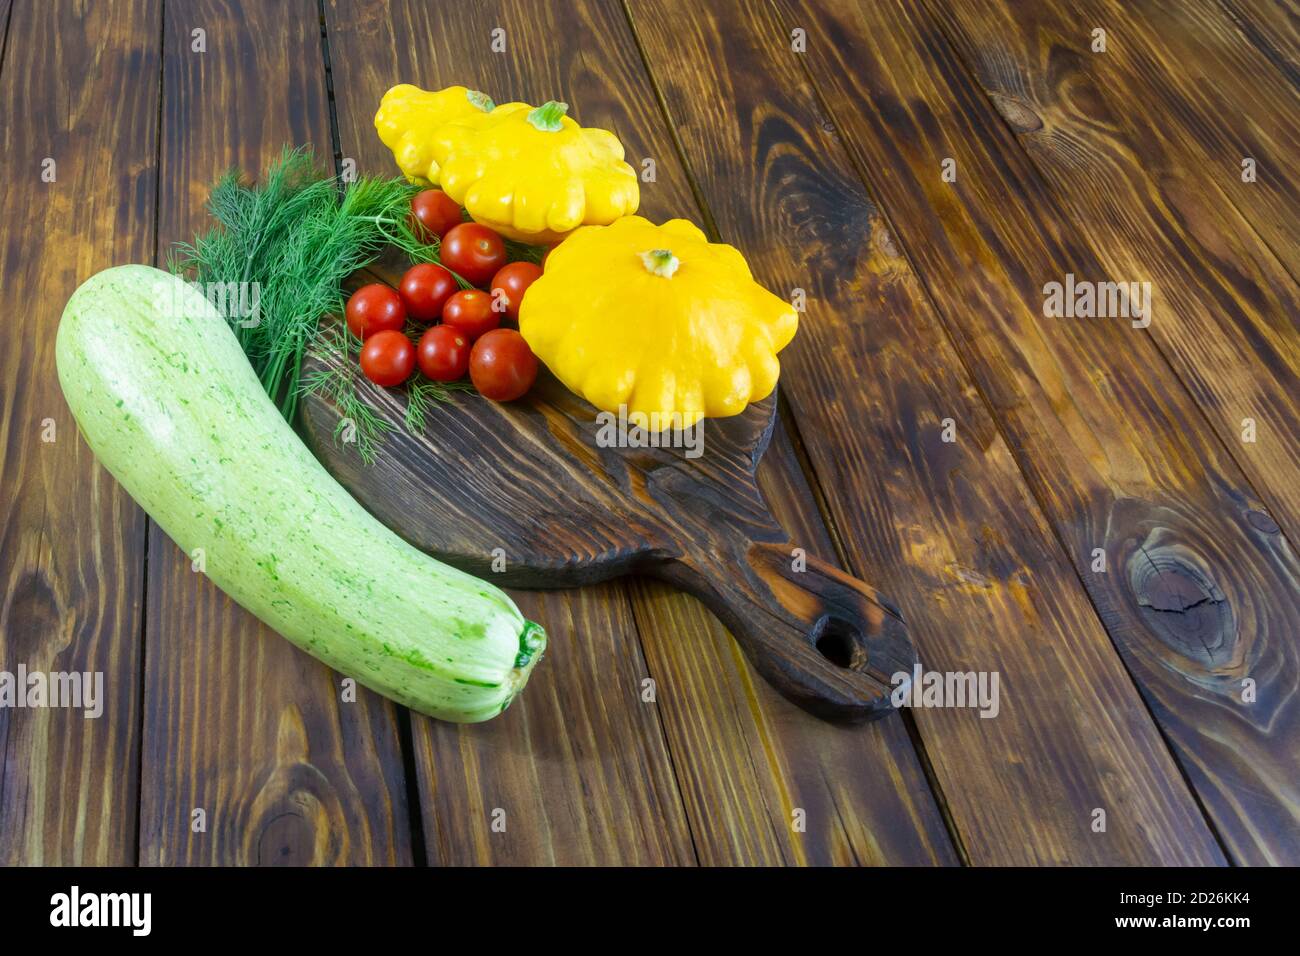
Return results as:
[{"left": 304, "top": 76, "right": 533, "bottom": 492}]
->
[
  {"left": 430, "top": 101, "right": 640, "bottom": 244},
  {"left": 520, "top": 216, "right": 798, "bottom": 429},
  {"left": 374, "top": 84, "right": 496, "bottom": 185}
]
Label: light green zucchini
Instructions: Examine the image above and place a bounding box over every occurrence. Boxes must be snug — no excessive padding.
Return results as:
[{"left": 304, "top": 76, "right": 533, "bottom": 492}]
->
[{"left": 56, "top": 265, "right": 544, "bottom": 722}]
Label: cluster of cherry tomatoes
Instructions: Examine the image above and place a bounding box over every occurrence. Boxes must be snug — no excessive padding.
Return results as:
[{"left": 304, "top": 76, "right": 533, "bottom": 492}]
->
[{"left": 344, "top": 189, "right": 544, "bottom": 403}]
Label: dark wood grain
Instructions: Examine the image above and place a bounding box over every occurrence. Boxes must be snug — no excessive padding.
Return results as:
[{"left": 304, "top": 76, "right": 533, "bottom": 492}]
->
[
  {"left": 1220, "top": 0, "right": 1300, "bottom": 76},
  {"left": 781, "top": 0, "right": 1299, "bottom": 864},
  {"left": 1089, "top": 0, "right": 1300, "bottom": 280},
  {"left": 322, "top": 0, "right": 698, "bottom": 866},
  {"left": 628, "top": 0, "right": 1227, "bottom": 865},
  {"left": 140, "top": 0, "right": 411, "bottom": 865},
  {"left": 417, "top": 584, "right": 695, "bottom": 865},
  {"left": 935, "top": 0, "right": 1300, "bottom": 543},
  {"left": 0, "top": 0, "right": 158, "bottom": 866}
]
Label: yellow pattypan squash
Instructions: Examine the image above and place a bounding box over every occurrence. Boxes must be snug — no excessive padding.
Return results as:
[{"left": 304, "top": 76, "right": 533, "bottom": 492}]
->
[
  {"left": 519, "top": 216, "right": 798, "bottom": 429},
  {"left": 430, "top": 101, "right": 640, "bottom": 245},
  {"left": 374, "top": 84, "right": 496, "bottom": 185}
]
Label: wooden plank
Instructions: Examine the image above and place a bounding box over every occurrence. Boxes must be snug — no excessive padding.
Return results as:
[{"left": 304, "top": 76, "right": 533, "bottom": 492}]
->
[
  {"left": 626, "top": 0, "right": 1227, "bottom": 865},
  {"left": 933, "top": 0, "right": 1300, "bottom": 576},
  {"left": 781, "top": 0, "right": 1300, "bottom": 864},
  {"left": 1220, "top": 0, "right": 1300, "bottom": 73},
  {"left": 139, "top": 0, "right": 411, "bottom": 865},
  {"left": 324, "top": 0, "right": 697, "bottom": 866},
  {"left": 1087, "top": 0, "right": 1300, "bottom": 279},
  {"left": 414, "top": 587, "right": 693, "bottom": 865},
  {"left": 0, "top": 0, "right": 158, "bottom": 866}
]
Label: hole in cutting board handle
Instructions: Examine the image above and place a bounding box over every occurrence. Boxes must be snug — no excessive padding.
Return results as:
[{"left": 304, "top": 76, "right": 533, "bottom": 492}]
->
[{"left": 812, "top": 615, "right": 862, "bottom": 669}]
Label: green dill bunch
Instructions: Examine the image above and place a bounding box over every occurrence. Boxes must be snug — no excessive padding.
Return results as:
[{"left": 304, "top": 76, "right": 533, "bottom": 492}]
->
[{"left": 169, "top": 145, "right": 438, "bottom": 422}]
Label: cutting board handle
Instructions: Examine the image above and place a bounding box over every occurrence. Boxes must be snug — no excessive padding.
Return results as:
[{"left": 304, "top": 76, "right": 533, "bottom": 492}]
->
[{"left": 663, "top": 540, "right": 917, "bottom": 721}]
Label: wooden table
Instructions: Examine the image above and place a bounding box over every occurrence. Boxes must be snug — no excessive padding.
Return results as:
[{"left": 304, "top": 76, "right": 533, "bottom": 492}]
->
[{"left": 2, "top": 0, "right": 1297, "bottom": 866}]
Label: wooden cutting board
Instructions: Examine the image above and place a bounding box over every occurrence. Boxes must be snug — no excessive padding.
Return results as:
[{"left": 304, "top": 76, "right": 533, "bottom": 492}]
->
[{"left": 298, "top": 347, "right": 916, "bottom": 722}]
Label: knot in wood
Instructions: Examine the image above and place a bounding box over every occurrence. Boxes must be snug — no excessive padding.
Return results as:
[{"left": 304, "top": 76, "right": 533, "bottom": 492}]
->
[
  {"left": 9, "top": 571, "right": 62, "bottom": 660},
  {"left": 1247, "top": 509, "right": 1280, "bottom": 535},
  {"left": 988, "top": 92, "right": 1044, "bottom": 133},
  {"left": 1128, "top": 548, "right": 1234, "bottom": 668}
]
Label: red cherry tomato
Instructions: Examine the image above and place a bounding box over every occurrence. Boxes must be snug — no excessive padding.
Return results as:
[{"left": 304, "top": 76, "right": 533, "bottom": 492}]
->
[
  {"left": 359, "top": 330, "right": 415, "bottom": 387},
  {"left": 441, "top": 289, "right": 500, "bottom": 341},
  {"left": 399, "top": 263, "right": 457, "bottom": 323},
  {"left": 440, "top": 222, "right": 507, "bottom": 287},
  {"left": 470, "top": 329, "right": 538, "bottom": 402},
  {"left": 409, "top": 189, "right": 463, "bottom": 242},
  {"left": 417, "top": 324, "right": 471, "bottom": 382},
  {"left": 489, "top": 261, "right": 543, "bottom": 323},
  {"left": 345, "top": 283, "right": 406, "bottom": 339}
]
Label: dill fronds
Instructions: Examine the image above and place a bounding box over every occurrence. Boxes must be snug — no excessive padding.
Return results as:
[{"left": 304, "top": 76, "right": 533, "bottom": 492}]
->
[
  {"left": 170, "top": 145, "right": 437, "bottom": 421},
  {"left": 404, "top": 377, "right": 475, "bottom": 434},
  {"left": 299, "top": 323, "right": 394, "bottom": 465}
]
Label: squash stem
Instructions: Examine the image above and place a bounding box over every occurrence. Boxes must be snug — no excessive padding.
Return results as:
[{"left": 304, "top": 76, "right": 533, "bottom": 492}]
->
[
  {"left": 466, "top": 89, "right": 495, "bottom": 112},
  {"left": 527, "top": 101, "right": 569, "bottom": 132},
  {"left": 638, "top": 248, "right": 680, "bottom": 278}
]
